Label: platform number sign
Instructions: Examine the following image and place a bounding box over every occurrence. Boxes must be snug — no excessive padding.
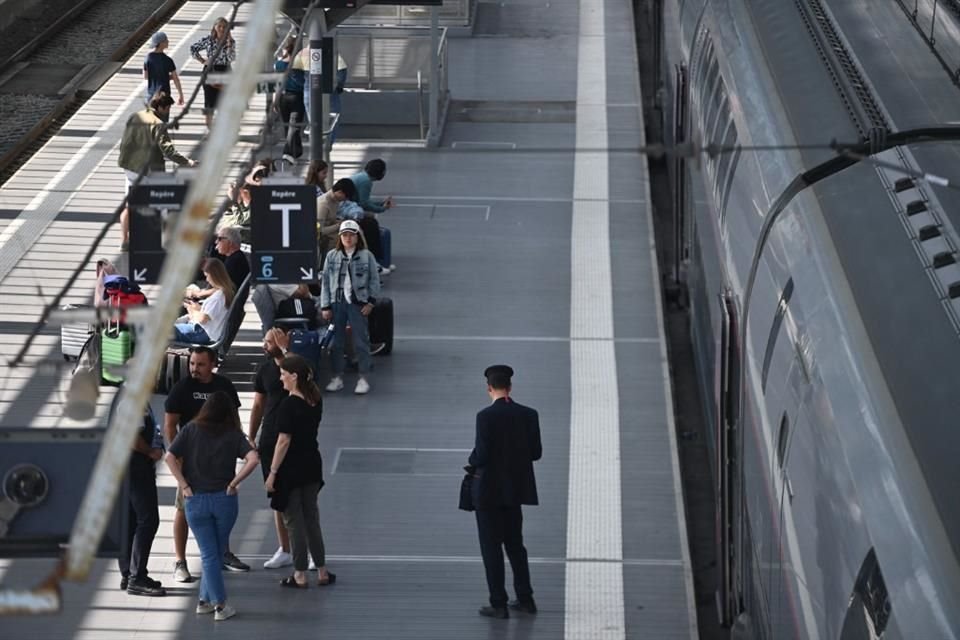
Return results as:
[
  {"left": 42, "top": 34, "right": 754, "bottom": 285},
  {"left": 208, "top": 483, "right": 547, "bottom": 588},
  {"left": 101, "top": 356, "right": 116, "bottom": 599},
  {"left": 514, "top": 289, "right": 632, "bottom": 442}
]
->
[
  {"left": 250, "top": 184, "right": 318, "bottom": 284},
  {"left": 128, "top": 182, "right": 188, "bottom": 284}
]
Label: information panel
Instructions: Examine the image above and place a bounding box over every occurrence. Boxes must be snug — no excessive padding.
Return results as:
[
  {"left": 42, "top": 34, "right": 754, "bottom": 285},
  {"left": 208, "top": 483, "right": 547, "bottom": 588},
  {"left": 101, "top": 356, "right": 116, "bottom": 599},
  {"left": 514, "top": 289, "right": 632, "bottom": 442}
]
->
[
  {"left": 250, "top": 183, "right": 318, "bottom": 284},
  {"left": 128, "top": 180, "right": 188, "bottom": 285}
]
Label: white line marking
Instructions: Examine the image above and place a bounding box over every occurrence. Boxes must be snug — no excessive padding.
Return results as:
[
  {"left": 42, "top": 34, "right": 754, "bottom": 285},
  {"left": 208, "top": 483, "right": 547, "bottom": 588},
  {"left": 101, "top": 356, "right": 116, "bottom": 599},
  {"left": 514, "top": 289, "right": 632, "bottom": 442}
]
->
[
  {"left": 145, "top": 551, "right": 686, "bottom": 566},
  {"left": 387, "top": 334, "right": 663, "bottom": 343},
  {"left": 451, "top": 141, "right": 517, "bottom": 149},
  {"left": 336, "top": 447, "right": 471, "bottom": 452},
  {"left": 389, "top": 195, "right": 646, "bottom": 204},
  {"left": 566, "top": 0, "right": 625, "bottom": 637}
]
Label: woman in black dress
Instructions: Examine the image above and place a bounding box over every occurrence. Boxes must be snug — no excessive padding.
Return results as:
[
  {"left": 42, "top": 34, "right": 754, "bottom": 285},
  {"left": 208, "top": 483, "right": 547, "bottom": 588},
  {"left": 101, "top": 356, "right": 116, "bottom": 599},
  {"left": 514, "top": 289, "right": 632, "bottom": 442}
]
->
[{"left": 265, "top": 354, "right": 335, "bottom": 588}]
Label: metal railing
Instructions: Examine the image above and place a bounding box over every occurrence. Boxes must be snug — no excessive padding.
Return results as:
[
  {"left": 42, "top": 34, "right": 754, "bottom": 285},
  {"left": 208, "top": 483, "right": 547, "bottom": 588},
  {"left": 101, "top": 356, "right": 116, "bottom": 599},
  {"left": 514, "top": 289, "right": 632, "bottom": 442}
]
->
[
  {"left": 336, "top": 25, "right": 449, "bottom": 143},
  {"left": 338, "top": 27, "right": 446, "bottom": 89},
  {"left": 893, "top": 0, "right": 960, "bottom": 83},
  {"left": 343, "top": 0, "right": 473, "bottom": 27}
]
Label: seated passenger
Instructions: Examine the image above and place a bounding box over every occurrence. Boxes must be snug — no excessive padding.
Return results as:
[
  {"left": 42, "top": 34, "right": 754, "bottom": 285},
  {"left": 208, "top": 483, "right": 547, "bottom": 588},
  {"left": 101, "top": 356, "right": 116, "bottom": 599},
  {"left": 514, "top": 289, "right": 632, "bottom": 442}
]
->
[
  {"left": 305, "top": 160, "right": 328, "bottom": 197},
  {"left": 186, "top": 229, "right": 248, "bottom": 300},
  {"left": 174, "top": 258, "right": 235, "bottom": 345},
  {"left": 348, "top": 159, "right": 394, "bottom": 272},
  {"left": 253, "top": 283, "right": 318, "bottom": 337},
  {"left": 318, "top": 179, "right": 355, "bottom": 258},
  {"left": 219, "top": 184, "right": 251, "bottom": 243}
]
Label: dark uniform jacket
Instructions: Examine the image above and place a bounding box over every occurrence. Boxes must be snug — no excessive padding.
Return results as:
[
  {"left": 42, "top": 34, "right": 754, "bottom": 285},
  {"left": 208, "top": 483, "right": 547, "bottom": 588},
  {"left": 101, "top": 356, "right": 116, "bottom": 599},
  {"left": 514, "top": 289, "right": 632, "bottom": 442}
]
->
[{"left": 468, "top": 397, "right": 542, "bottom": 509}]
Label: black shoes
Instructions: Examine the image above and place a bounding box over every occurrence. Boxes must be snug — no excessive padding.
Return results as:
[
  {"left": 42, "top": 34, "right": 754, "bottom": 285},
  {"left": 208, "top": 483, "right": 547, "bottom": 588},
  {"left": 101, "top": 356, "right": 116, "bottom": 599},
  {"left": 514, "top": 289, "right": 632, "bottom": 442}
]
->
[
  {"left": 127, "top": 576, "right": 166, "bottom": 597},
  {"left": 119, "top": 574, "right": 128, "bottom": 591},
  {"left": 478, "top": 606, "right": 509, "bottom": 619},
  {"left": 508, "top": 598, "right": 538, "bottom": 614}
]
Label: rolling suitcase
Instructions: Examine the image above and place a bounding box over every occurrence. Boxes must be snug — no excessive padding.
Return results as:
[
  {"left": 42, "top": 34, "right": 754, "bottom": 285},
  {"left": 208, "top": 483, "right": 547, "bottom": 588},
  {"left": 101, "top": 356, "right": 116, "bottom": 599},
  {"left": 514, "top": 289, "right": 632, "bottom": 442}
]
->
[
  {"left": 290, "top": 328, "right": 322, "bottom": 377},
  {"left": 367, "top": 297, "right": 393, "bottom": 355},
  {"left": 155, "top": 348, "right": 190, "bottom": 394},
  {"left": 101, "top": 326, "right": 133, "bottom": 386},
  {"left": 61, "top": 303, "right": 95, "bottom": 361}
]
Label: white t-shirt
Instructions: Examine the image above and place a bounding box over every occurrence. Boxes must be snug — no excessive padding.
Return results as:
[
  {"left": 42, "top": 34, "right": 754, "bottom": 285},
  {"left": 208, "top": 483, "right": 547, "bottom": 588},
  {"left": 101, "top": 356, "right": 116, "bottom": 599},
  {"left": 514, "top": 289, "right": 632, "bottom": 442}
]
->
[
  {"left": 199, "top": 289, "right": 228, "bottom": 342},
  {"left": 343, "top": 249, "right": 355, "bottom": 303}
]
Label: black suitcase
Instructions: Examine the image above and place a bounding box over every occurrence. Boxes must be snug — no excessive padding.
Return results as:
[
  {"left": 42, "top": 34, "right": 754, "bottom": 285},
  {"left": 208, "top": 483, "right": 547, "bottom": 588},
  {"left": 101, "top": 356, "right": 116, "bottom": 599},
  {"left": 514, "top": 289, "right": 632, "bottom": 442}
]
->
[
  {"left": 367, "top": 297, "right": 393, "bottom": 355},
  {"left": 155, "top": 348, "right": 190, "bottom": 394},
  {"left": 357, "top": 216, "right": 383, "bottom": 261}
]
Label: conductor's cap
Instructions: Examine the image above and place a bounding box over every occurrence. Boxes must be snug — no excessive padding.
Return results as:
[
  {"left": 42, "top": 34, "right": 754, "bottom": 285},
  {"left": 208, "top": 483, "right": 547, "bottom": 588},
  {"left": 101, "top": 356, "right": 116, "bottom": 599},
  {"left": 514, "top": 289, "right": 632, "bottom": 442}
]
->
[{"left": 484, "top": 364, "right": 514, "bottom": 381}]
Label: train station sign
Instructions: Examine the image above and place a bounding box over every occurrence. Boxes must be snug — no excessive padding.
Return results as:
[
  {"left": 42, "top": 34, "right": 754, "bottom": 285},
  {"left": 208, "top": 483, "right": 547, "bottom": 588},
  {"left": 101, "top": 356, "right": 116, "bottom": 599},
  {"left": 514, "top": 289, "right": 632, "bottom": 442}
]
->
[
  {"left": 249, "top": 182, "right": 318, "bottom": 284},
  {"left": 127, "top": 178, "right": 188, "bottom": 285}
]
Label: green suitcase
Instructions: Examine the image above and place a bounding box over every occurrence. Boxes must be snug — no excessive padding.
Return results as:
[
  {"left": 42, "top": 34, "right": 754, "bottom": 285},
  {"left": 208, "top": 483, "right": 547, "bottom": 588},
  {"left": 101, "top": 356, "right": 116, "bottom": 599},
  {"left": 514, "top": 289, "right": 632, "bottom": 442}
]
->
[{"left": 101, "top": 327, "right": 133, "bottom": 385}]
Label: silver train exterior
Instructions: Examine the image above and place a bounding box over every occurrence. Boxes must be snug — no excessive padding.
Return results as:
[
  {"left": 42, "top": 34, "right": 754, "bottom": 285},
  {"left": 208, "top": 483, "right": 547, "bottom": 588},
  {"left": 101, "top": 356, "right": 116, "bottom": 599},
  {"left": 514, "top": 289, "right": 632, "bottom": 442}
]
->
[{"left": 659, "top": 0, "right": 960, "bottom": 637}]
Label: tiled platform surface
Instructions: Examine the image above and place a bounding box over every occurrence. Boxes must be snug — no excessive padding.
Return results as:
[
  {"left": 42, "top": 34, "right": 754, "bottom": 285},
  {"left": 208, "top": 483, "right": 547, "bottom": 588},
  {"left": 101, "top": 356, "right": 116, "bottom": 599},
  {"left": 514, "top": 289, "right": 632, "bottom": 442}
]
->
[{"left": 0, "top": 1, "right": 697, "bottom": 638}]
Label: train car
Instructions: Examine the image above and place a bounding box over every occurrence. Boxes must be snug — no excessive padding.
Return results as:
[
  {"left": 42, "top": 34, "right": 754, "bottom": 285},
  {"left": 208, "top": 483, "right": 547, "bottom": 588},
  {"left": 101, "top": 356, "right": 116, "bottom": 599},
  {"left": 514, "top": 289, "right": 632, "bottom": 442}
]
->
[{"left": 658, "top": 0, "right": 960, "bottom": 637}]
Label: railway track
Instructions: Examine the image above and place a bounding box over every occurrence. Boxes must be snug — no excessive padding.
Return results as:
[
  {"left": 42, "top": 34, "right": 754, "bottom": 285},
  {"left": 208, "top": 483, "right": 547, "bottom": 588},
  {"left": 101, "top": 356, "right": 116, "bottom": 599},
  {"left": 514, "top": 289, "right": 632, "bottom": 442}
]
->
[{"left": 0, "top": 0, "right": 186, "bottom": 186}]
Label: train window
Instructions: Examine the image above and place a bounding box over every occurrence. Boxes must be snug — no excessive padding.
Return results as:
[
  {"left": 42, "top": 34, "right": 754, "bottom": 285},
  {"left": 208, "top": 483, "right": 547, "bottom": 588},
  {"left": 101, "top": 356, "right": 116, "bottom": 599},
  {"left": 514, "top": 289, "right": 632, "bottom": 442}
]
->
[
  {"left": 761, "top": 278, "right": 794, "bottom": 392},
  {"left": 717, "top": 124, "right": 740, "bottom": 222},
  {"left": 840, "top": 549, "right": 891, "bottom": 639},
  {"left": 776, "top": 412, "right": 789, "bottom": 469},
  {"left": 702, "top": 57, "right": 722, "bottom": 133}
]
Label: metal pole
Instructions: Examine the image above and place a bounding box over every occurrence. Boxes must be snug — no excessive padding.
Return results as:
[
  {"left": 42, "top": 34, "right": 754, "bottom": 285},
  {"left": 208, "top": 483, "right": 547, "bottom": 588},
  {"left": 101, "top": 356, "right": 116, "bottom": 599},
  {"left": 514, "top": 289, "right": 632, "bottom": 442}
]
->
[
  {"left": 310, "top": 11, "right": 326, "bottom": 164},
  {"left": 61, "top": 0, "right": 281, "bottom": 583},
  {"left": 428, "top": 6, "right": 439, "bottom": 139}
]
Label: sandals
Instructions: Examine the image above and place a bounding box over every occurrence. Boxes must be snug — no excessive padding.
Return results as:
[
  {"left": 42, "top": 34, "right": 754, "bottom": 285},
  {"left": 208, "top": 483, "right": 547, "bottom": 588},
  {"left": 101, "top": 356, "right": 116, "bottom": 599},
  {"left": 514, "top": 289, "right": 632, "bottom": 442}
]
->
[
  {"left": 318, "top": 572, "right": 337, "bottom": 587},
  {"left": 280, "top": 576, "right": 308, "bottom": 589}
]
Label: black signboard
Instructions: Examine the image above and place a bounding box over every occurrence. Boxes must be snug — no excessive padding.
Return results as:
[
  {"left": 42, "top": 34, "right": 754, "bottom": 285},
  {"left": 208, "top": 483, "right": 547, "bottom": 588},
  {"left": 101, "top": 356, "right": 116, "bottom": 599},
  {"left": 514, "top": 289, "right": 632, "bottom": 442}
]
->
[
  {"left": 128, "top": 181, "right": 188, "bottom": 284},
  {"left": 250, "top": 184, "right": 318, "bottom": 284}
]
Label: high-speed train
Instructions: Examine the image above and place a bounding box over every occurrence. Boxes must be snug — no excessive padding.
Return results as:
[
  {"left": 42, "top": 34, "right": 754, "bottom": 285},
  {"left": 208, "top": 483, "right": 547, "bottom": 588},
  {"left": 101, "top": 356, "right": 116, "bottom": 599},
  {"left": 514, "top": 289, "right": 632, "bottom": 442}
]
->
[{"left": 658, "top": 0, "right": 960, "bottom": 637}]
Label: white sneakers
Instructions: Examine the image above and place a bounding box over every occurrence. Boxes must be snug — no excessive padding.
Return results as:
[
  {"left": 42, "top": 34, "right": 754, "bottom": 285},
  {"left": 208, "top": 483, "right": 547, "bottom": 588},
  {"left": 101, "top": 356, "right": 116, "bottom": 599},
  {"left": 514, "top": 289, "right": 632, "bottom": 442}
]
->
[
  {"left": 354, "top": 377, "right": 370, "bottom": 395},
  {"left": 327, "top": 376, "right": 370, "bottom": 394},
  {"left": 198, "top": 601, "right": 236, "bottom": 620},
  {"left": 264, "top": 547, "right": 293, "bottom": 569},
  {"left": 215, "top": 604, "right": 237, "bottom": 621}
]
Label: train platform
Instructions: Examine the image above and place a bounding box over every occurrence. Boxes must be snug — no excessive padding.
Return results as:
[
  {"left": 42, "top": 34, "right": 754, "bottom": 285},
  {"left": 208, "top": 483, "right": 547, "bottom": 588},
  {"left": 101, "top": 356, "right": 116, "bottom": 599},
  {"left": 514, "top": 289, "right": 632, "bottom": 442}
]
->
[{"left": 0, "top": 1, "right": 697, "bottom": 638}]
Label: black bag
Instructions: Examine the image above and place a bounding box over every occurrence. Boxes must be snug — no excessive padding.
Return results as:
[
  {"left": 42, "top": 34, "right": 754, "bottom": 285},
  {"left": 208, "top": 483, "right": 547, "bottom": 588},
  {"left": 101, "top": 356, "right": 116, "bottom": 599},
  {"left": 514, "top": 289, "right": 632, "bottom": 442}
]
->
[
  {"left": 368, "top": 296, "right": 393, "bottom": 354},
  {"left": 276, "top": 296, "right": 318, "bottom": 329},
  {"left": 357, "top": 216, "right": 383, "bottom": 261},
  {"left": 459, "top": 465, "right": 476, "bottom": 512},
  {"left": 155, "top": 348, "right": 190, "bottom": 394}
]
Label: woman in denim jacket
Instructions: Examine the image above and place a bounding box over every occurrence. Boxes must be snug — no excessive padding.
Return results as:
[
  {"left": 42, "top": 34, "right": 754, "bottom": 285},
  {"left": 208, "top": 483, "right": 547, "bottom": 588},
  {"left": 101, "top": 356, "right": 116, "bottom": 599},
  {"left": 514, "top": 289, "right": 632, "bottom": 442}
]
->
[{"left": 319, "top": 220, "right": 381, "bottom": 395}]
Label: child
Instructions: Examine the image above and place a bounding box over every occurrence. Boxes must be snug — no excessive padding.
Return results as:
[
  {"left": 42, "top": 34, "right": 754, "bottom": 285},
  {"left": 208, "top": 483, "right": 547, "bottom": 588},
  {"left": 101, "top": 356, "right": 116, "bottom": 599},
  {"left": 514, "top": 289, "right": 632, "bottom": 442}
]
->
[{"left": 144, "top": 32, "right": 184, "bottom": 106}]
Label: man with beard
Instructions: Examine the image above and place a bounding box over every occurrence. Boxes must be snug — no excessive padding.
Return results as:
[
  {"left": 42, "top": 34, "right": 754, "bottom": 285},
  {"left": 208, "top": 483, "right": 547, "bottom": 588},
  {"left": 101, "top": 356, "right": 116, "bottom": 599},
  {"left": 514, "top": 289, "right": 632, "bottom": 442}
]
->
[
  {"left": 247, "top": 328, "right": 299, "bottom": 569},
  {"left": 117, "top": 91, "right": 195, "bottom": 250},
  {"left": 163, "top": 347, "right": 247, "bottom": 581}
]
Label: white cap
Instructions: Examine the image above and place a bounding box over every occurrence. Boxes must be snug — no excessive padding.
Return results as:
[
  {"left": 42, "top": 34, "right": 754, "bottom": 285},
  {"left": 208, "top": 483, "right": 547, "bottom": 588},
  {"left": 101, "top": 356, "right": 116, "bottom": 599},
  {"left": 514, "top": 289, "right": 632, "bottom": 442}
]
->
[{"left": 339, "top": 219, "right": 360, "bottom": 234}]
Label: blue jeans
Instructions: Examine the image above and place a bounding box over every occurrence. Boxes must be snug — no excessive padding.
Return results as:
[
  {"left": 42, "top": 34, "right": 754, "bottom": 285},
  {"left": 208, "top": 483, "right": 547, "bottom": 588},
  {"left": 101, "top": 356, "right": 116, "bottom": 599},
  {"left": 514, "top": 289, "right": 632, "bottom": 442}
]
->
[
  {"left": 184, "top": 491, "right": 238, "bottom": 606},
  {"left": 379, "top": 227, "right": 392, "bottom": 268},
  {"left": 330, "top": 301, "right": 371, "bottom": 375},
  {"left": 174, "top": 323, "right": 211, "bottom": 344}
]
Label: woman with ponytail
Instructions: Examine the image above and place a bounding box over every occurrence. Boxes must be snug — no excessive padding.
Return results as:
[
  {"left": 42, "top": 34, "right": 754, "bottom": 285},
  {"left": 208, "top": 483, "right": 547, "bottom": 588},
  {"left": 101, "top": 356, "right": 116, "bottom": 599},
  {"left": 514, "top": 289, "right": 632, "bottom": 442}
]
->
[{"left": 264, "top": 354, "right": 335, "bottom": 588}]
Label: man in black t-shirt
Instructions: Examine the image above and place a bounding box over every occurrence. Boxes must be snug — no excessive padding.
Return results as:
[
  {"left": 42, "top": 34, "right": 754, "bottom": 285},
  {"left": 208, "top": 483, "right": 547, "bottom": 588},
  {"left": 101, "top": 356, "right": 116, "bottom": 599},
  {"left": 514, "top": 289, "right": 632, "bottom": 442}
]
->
[
  {"left": 247, "top": 328, "right": 295, "bottom": 569},
  {"left": 118, "top": 404, "right": 165, "bottom": 597},
  {"left": 163, "top": 347, "right": 247, "bottom": 581}
]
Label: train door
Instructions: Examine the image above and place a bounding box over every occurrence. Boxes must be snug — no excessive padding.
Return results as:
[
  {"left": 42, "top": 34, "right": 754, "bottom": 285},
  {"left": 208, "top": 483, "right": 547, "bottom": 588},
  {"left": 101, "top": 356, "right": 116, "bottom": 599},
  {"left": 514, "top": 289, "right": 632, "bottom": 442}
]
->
[
  {"left": 672, "top": 63, "right": 689, "bottom": 285},
  {"left": 772, "top": 368, "right": 804, "bottom": 640},
  {"left": 716, "top": 288, "right": 741, "bottom": 626}
]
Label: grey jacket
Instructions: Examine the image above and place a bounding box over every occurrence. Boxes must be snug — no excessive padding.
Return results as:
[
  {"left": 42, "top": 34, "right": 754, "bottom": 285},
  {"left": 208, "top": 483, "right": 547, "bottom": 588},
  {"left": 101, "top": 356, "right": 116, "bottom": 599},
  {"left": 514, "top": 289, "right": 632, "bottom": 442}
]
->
[{"left": 319, "top": 247, "right": 381, "bottom": 309}]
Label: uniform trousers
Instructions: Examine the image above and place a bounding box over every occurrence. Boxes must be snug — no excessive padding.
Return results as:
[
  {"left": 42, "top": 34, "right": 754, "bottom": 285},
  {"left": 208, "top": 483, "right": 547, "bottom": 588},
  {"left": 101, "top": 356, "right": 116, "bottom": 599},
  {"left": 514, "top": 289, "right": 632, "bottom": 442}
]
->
[{"left": 475, "top": 505, "right": 533, "bottom": 608}]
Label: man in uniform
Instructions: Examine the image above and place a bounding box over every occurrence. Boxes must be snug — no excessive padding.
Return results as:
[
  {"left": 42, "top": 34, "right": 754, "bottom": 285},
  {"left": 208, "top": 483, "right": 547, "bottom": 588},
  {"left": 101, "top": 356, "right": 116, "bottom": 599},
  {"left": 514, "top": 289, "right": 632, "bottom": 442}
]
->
[{"left": 468, "top": 364, "right": 542, "bottom": 618}]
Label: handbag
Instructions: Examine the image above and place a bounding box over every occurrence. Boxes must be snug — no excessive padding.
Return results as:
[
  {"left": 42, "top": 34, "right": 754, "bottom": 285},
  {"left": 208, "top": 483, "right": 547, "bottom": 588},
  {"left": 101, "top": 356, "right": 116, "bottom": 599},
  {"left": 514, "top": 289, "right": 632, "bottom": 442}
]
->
[{"left": 459, "top": 465, "right": 476, "bottom": 512}]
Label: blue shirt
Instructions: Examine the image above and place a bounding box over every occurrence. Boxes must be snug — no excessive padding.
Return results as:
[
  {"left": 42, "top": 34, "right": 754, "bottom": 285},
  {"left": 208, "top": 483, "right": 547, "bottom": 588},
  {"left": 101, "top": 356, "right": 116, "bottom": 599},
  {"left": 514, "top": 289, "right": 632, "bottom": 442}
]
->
[
  {"left": 144, "top": 52, "right": 176, "bottom": 99},
  {"left": 348, "top": 171, "right": 386, "bottom": 213}
]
